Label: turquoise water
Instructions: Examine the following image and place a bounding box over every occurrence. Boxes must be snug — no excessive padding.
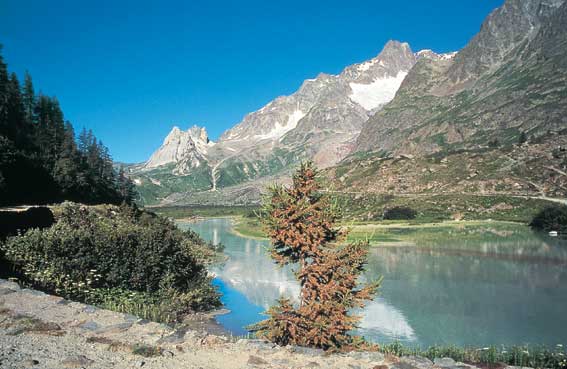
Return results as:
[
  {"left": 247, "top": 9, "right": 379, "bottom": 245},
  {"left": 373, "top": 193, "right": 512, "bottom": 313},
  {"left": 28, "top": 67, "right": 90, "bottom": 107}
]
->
[{"left": 179, "top": 218, "right": 567, "bottom": 347}]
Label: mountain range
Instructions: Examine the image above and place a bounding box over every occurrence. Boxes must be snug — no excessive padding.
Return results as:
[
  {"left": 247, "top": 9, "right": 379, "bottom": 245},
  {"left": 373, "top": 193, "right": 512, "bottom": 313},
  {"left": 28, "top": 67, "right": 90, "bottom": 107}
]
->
[{"left": 128, "top": 0, "right": 567, "bottom": 206}]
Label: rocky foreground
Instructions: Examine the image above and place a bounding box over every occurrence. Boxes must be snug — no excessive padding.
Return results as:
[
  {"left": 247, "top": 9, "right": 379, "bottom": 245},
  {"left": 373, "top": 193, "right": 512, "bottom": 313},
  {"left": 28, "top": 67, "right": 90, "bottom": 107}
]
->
[{"left": 0, "top": 279, "right": 527, "bottom": 369}]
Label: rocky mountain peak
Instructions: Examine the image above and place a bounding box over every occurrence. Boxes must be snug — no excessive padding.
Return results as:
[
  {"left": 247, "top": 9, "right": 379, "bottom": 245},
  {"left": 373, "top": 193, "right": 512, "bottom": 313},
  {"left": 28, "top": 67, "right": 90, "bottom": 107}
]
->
[
  {"left": 144, "top": 125, "right": 210, "bottom": 173},
  {"left": 416, "top": 49, "right": 457, "bottom": 61},
  {"left": 219, "top": 40, "right": 417, "bottom": 146},
  {"left": 446, "top": 0, "right": 565, "bottom": 85},
  {"left": 376, "top": 40, "right": 415, "bottom": 67},
  {"left": 188, "top": 125, "right": 210, "bottom": 144},
  {"left": 341, "top": 40, "right": 416, "bottom": 83}
]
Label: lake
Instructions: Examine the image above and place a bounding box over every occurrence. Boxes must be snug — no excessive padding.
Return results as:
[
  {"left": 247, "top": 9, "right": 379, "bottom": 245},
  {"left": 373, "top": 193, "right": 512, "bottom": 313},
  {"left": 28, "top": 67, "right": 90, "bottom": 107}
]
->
[{"left": 179, "top": 218, "right": 567, "bottom": 348}]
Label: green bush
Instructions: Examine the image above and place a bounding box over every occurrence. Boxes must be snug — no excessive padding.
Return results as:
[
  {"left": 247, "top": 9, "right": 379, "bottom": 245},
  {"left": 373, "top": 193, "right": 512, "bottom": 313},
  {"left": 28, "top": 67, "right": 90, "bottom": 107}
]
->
[
  {"left": 1, "top": 203, "right": 221, "bottom": 320},
  {"left": 530, "top": 205, "right": 567, "bottom": 234},
  {"left": 383, "top": 206, "right": 417, "bottom": 220}
]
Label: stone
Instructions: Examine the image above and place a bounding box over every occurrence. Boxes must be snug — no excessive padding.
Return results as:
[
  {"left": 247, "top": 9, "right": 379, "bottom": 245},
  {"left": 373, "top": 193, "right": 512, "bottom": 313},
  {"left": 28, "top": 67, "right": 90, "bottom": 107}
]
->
[
  {"left": 162, "top": 350, "right": 174, "bottom": 358},
  {"left": 0, "top": 288, "right": 17, "bottom": 296},
  {"left": 348, "top": 351, "right": 385, "bottom": 362},
  {"left": 392, "top": 356, "right": 434, "bottom": 369},
  {"left": 21, "top": 359, "right": 40, "bottom": 366},
  {"left": 21, "top": 289, "right": 46, "bottom": 296},
  {"left": 0, "top": 280, "right": 21, "bottom": 290},
  {"left": 157, "top": 329, "right": 187, "bottom": 345},
  {"left": 94, "top": 322, "right": 133, "bottom": 334},
  {"left": 434, "top": 358, "right": 456, "bottom": 368},
  {"left": 82, "top": 305, "right": 97, "bottom": 314},
  {"left": 61, "top": 355, "right": 94, "bottom": 368},
  {"left": 247, "top": 355, "right": 269, "bottom": 366},
  {"left": 135, "top": 360, "right": 145, "bottom": 367},
  {"left": 78, "top": 321, "right": 100, "bottom": 331},
  {"left": 243, "top": 339, "right": 276, "bottom": 350},
  {"left": 200, "top": 334, "right": 227, "bottom": 346},
  {"left": 123, "top": 313, "right": 138, "bottom": 322},
  {"left": 305, "top": 362, "right": 320, "bottom": 367},
  {"left": 271, "top": 359, "right": 291, "bottom": 366},
  {"left": 373, "top": 365, "right": 389, "bottom": 369},
  {"left": 287, "top": 345, "right": 325, "bottom": 357}
]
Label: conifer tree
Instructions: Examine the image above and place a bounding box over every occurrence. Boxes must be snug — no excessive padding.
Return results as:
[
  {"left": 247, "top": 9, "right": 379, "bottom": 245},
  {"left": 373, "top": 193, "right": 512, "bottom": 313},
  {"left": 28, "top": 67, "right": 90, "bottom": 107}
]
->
[
  {"left": 0, "top": 45, "right": 9, "bottom": 135},
  {"left": 0, "top": 46, "right": 136, "bottom": 206},
  {"left": 250, "top": 162, "right": 381, "bottom": 351},
  {"left": 22, "top": 71, "right": 35, "bottom": 124}
]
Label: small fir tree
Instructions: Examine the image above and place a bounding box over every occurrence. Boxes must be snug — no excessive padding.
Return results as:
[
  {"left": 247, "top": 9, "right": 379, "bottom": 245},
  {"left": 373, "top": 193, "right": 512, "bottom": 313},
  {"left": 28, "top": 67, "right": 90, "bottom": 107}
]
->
[{"left": 250, "top": 162, "right": 381, "bottom": 351}]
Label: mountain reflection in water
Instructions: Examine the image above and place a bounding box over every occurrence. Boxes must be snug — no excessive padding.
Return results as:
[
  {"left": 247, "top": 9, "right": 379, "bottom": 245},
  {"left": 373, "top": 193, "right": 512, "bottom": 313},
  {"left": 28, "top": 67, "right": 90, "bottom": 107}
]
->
[{"left": 180, "top": 218, "right": 567, "bottom": 347}]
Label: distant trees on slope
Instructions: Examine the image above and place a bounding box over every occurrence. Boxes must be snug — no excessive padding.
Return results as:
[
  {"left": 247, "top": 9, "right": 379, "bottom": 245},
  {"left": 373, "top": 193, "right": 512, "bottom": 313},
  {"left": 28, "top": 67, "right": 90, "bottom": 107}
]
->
[{"left": 0, "top": 46, "right": 135, "bottom": 205}]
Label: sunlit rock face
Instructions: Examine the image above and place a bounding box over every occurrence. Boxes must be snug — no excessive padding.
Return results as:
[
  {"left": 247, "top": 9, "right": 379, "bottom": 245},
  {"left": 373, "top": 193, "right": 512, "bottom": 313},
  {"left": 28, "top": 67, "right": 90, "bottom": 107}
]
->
[
  {"left": 355, "top": 0, "right": 567, "bottom": 156},
  {"left": 131, "top": 40, "right": 429, "bottom": 205},
  {"left": 218, "top": 40, "right": 419, "bottom": 169},
  {"left": 143, "top": 125, "right": 213, "bottom": 174}
]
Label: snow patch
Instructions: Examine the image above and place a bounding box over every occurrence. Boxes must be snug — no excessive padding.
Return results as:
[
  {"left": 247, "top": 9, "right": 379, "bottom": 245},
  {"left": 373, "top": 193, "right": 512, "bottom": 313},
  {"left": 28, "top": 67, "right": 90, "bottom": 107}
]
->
[
  {"left": 253, "top": 110, "right": 305, "bottom": 140},
  {"left": 416, "top": 49, "right": 434, "bottom": 57},
  {"left": 417, "top": 49, "right": 457, "bottom": 61},
  {"left": 356, "top": 58, "right": 387, "bottom": 72},
  {"left": 441, "top": 51, "right": 457, "bottom": 60},
  {"left": 348, "top": 71, "right": 408, "bottom": 110}
]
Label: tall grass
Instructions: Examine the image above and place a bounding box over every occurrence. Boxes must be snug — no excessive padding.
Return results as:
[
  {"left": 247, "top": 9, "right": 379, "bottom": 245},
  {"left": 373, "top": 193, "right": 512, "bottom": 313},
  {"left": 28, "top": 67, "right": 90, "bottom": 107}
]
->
[{"left": 380, "top": 342, "right": 567, "bottom": 369}]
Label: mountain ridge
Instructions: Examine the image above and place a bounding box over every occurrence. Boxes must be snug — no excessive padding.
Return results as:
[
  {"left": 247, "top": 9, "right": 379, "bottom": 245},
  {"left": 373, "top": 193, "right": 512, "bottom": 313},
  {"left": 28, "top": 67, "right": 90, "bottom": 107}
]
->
[
  {"left": 130, "top": 40, "right": 435, "bottom": 204},
  {"left": 130, "top": 0, "right": 567, "bottom": 206}
]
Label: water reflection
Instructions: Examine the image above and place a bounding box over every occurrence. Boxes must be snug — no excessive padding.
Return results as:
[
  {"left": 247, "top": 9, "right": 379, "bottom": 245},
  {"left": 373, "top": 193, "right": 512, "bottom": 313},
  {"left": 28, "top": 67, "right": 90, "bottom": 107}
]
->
[{"left": 180, "top": 218, "right": 567, "bottom": 347}]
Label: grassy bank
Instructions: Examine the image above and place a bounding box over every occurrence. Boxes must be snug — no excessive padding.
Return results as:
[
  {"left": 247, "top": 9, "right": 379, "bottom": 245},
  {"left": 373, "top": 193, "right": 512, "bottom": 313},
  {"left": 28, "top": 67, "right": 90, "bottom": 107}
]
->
[
  {"left": 380, "top": 342, "right": 567, "bottom": 369},
  {"left": 151, "top": 193, "right": 554, "bottom": 225},
  {"left": 332, "top": 193, "right": 553, "bottom": 223},
  {"left": 157, "top": 194, "right": 550, "bottom": 246},
  {"left": 153, "top": 205, "right": 259, "bottom": 220},
  {"left": 230, "top": 216, "right": 536, "bottom": 246}
]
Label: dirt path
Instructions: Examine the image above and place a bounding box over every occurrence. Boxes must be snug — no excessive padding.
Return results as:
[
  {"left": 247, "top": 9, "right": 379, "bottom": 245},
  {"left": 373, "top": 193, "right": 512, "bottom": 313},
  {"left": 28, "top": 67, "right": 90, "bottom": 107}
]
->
[{"left": 0, "top": 279, "right": 397, "bottom": 369}]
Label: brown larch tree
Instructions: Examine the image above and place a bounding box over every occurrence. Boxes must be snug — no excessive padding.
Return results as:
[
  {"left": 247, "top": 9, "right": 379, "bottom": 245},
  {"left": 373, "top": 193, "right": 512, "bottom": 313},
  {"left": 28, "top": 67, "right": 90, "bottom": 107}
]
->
[{"left": 250, "top": 161, "right": 381, "bottom": 351}]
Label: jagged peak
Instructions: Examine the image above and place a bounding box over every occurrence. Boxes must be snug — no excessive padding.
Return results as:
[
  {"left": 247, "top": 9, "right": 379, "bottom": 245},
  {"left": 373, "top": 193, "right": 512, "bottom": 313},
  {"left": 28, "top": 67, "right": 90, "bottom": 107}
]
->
[
  {"left": 416, "top": 49, "right": 458, "bottom": 61},
  {"left": 381, "top": 40, "right": 412, "bottom": 54},
  {"left": 188, "top": 125, "right": 211, "bottom": 144}
]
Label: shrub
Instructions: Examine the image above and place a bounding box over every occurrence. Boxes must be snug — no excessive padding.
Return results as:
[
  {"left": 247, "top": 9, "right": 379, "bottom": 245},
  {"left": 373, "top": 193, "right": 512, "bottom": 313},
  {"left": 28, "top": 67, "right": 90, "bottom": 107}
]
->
[
  {"left": 2, "top": 203, "right": 221, "bottom": 320},
  {"left": 530, "top": 205, "right": 567, "bottom": 234},
  {"left": 0, "top": 207, "right": 55, "bottom": 239},
  {"left": 383, "top": 206, "right": 417, "bottom": 220}
]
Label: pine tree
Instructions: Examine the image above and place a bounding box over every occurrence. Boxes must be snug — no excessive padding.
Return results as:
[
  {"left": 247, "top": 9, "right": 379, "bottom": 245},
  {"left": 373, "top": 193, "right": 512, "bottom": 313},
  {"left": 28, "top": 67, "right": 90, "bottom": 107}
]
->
[
  {"left": 0, "top": 46, "right": 135, "bottom": 206},
  {"left": 6, "top": 73, "right": 28, "bottom": 146},
  {"left": 117, "top": 166, "right": 136, "bottom": 204},
  {"left": 250, "top": 162, "right": 380, "bottom": 351},
  {"left": 22, "top": 71, "right": 36, "bottom": 125},
  {"left": 53, "top": 122, "right": 81, "bottom": 195},
  {"left": 0, "top": 45, "right": 9, "bottom": 136}
]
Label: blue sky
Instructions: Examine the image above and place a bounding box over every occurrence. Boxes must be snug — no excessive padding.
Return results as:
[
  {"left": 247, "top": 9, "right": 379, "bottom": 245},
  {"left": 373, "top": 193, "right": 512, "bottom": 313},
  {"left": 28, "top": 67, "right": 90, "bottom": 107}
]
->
[{"left": 0, "top": 0, "right": 503, "bottom": 163}]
